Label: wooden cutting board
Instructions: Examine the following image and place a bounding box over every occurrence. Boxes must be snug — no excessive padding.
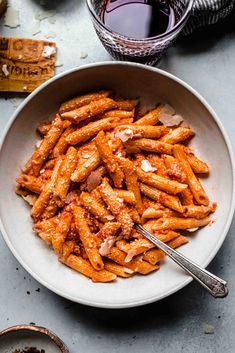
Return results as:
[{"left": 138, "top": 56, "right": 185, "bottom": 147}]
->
[{"left": 0, "top": 37, "right": 56, "bottom": 92}]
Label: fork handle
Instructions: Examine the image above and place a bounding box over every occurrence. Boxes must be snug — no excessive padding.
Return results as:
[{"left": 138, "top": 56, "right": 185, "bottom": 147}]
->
[{"left": 134, "top": 224, "right": 228, "bottom": 298}]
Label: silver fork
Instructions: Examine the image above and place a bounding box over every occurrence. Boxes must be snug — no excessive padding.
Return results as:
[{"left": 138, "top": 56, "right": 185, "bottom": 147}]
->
[{"left": 134, "top": 224, "right": 228, "bottom": 298}]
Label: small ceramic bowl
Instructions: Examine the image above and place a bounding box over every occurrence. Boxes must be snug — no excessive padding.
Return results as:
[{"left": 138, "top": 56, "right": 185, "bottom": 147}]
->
[
  {"left": 0, "top": 62, "right": 234, "bottom": 308},
  {"left": 0, "top": 325, "right": 69, "bottom": 353}
]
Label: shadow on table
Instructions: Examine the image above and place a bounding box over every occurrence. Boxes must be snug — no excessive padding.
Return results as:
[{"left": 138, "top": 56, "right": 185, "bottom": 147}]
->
[
  {"left": 63, "top": 238, "right": 230, "bottom": 334},
  {"left": 30, "top": 0, "right": 80, "bottom": 11},
  {"left": 175, "top": 9, "right": 235, "bottom": 55},
  {"left": 0, "top": 92, "right": 28, "bottom": 100}
]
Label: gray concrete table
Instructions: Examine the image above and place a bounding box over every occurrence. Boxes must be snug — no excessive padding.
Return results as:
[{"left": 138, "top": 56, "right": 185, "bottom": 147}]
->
[{"left": 0, "top": 1, "right": 235, "bottom": 352}]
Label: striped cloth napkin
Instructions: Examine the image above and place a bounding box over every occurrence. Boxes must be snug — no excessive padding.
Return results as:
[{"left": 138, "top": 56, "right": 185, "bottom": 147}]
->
[{"left": 184, "top": 0, "right": 235, "bottom": 34}]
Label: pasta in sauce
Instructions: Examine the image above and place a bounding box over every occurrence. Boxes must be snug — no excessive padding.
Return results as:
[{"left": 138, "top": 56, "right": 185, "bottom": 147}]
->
[{"left": 16, "top": 90, "right": 216, "bottom": 282}]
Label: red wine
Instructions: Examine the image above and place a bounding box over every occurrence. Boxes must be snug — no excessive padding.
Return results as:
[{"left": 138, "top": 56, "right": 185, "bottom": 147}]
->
[{"left": 102, "top": 0, "right": 175, "bottom": 39}]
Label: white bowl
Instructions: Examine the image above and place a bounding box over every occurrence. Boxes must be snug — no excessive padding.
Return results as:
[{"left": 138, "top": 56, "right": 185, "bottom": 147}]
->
[{"left": 0, "top": 62, "right": 234, "bottom": 308}]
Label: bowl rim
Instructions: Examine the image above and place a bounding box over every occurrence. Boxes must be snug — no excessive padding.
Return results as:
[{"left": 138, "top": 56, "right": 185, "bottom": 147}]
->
[
  {"left": 0, "top": 324, "right": 69, "bottom": 353},
  {"left": 0, "top": 61, "right": 234, "bottom": 309}
]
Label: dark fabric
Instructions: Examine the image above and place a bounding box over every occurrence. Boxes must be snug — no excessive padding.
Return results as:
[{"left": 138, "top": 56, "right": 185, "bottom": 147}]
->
[{"left": 184, "top": 0, "right": 235, "bottom": 34}]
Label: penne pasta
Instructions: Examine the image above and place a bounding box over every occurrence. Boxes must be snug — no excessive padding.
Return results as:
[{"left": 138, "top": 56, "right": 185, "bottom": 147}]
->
[
  {"left": 146, "top": 154, "right": 168, "bottom": 177},
  {"left": 41, "top": 199, "right": 59, "bottom": 220},
  {"left": 80, "top": 191, "right": 113, "bottom": 223},
  {"left": 51, "top": 125, "right": 76, "bottom": 158},
  {"left": 92, "top": 269, "right": 117, "bottom": 282},
  {"left": 62, "top": 255, "right": 116, "bottom": 282},
  {"left": 144, "top": 234, "right": 188, "bottom": 265},
  {"left": 113, "top": 189, "right": 136, "bottom": 204},
  {"left": 95, "top": 131, "right": 124, "bottom": 188},
  {"left": 16, "top": 90, "right": 215, "bottom": 283},
  {"left": 183, "top": 204, "right": 216, "bottom": 219},
  {"left": 16, "top": 174, "right": 43, "bottom": 194},
  {"left": 59, "top": 90, "right": 112, "bottom": 114},
  {"left": 117, "top": 207, "right": 134, "bottom": 238},
  {"left": 184, "top": 147, "right": 209, "bottom": 174},
  {"left": 143, "top": 248, "right": 165, "bottom": 265},
  {"left": 107, "top": 247, "right": 159, "bottom": 274},
  {"left": 99, "top": 178, "right": 133, "bottom": 237},
  {"left": 110, "top": 118, "right": 134, "bottom": 127},
  {"left": 60, "top": 241, "right": 77, "bottom": 262},
  {"left": 33, "top": 216, "right": 58, "bottom": 244},
  {"left": 116, "top": 99, "right": 139, "bottom": 111},
  {"left": 173, "top": 145, "right": 209, "bottom": 206},
  {"left": 115, "top": 125, "right": 168, "bottom": 139},
  {"left": 43, "top": 158, "right": 57, "bottom": 170},
  {"left": 142, "top": 207, "right": 176, "bottom": 219},
  {"left": 116, "top": 239, "right": 154, "bottom": 256},
  {"left": 39, "top": 169, "right": 53, "bottom": 183},
  {"left": 127, "top": 205, "right": 141, "bottom": 223},
  {"left": 139, "top": 183, "right": 184, "bottom": 213},
  {"left": 66, "top": 117, "right": 114, "bottom": 145},
  {"left": 167, "top": 235, "right": 189, "bottom": 249},
  {"left": 53, "top": 146, "right": 78, "bottom": 207},
  {"left": 118, "top": 157, "right": 143, "bottom": 214},
  {"left": 104, "top": 261, "right": 134, "bottom": 278},
  {"left": 150, "top": 217, "right": 211, "bottom": 231},
  {"left": 71, "top": 144, "right": 101, "bottom": 183},
  {"left": 73, "top": 205, "right": 104, "bottom": 270},
  {"left": 96, "top": 222, "right": 121, "bottom": 247},
  {"left": 135, "top": 105, "right": 163, "bottom": 125},
  {"left": 136, "top": 167, "right": 188, "bottom": 195},
  {"left": 143, "top": 227, "right": 180, "bottom": 243},
  {"left": 52, "top": 210, "right": 72, "bottom": 254},
  {"left": 162, "top": 155, "right": 195, "bottom": 206},
  {"left": 160, "top": 127, "right": 194, "bottom": 144},
  {"left": 61, "top": 97, "right": 118, "bottom": 123},
  {"left": 37, "top": 120, "right": 52, "bottom": 135},
  {"left": 180, "top": 187, "right": 195, "bottom": 206},
  {"left": 162, "top": 154, "right": 187, "bottom": 183},
  {"left": 31, "top": 158, "right": 63, "bottom": 221},
  {"left": 125, "top": 138, "right": 173, "bottom": 154},
  {"left": 101, "top": 110, "right": 134, "bottom": 119},
  {"left": 24, "top": 117, "right": 65, "bottom": 176}
]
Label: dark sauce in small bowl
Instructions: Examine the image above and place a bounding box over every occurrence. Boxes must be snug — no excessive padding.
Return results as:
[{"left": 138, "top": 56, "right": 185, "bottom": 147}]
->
[{"left": 12, "top": 348, "right": 45, "bottom": 353}]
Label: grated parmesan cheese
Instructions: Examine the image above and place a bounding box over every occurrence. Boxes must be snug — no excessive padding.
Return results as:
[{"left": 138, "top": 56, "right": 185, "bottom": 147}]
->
[
  {"left": 124, "top": 249, "right": 137, "bottom": 263},
  {"left": 123, "top": 267, "right": 134, "bottom": 274},
  {"left": 80, "top": 52, "right": 88, "bottom": 59},
  {"left": 115, "top": 129, "right": 133, "bottom": 142},
  {"left": 187, "top": 227, "right": 199, "bottom": 232},
  {"left": 35, "top": 10, "right": 56, "bottom": 21},
  {"left": 99, "top": 236, "right": 116, "bottom": 256},
  {"left": 140, "top": 160, "right": 157, "bottom": 173},
  {"left": 2, "top": 64, "right": 9, "bottom": 77},
  {"left": 42, "top": 45, "right": 56, "bottom": 58},
  {"left": 4, "top": 7, "right": 20, "bottom": 28},
  {"left": 35, "top": 140, "right": 42, "bottom": 149},
  {"left": 22, "top": 194, "right": 36, "bottom": 206},
  {"left": 44, "top": 31, "right": 57, "bottom": 39},
  {"left": 104, "top": 215, "right": 115, "bottom": 221},
  {"left": 158, "top": 104, "right": 184, "bottom": 127},
  {"left": 31, "top": 20, "right": 41, "bottom": 36},
  {"left": 55, "top": 49, "right": 63, "bottom": 68},
  {"left": 87, "top": 169, "right": 103, "bottom": 192},
  {"left": 159, "top": 103, "right": 175, "bottom": 116}
]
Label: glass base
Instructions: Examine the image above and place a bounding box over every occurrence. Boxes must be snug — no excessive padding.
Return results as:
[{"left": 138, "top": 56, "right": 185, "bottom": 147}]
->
[{"left": 103, "top": 43, "right": 167, "bottom": 66}]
